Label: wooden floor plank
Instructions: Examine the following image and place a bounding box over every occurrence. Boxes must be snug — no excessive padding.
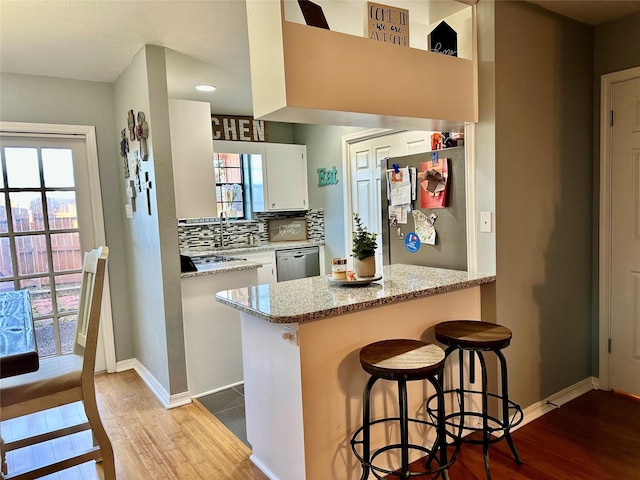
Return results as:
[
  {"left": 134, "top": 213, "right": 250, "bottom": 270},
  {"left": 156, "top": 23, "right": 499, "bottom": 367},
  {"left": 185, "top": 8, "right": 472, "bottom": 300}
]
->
[{"left": 4, "top": 370, "right": 639, "bottom": 479}]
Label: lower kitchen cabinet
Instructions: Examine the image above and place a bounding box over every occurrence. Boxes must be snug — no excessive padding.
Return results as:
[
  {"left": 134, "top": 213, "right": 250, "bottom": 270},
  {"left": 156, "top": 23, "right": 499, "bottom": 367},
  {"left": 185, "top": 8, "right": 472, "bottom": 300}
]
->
[
  {"left": 181, "top": 268, "right": 258, "bottom": 397},
  {"left": 242, "top": 251, "right": 277, "bottom": 284}
]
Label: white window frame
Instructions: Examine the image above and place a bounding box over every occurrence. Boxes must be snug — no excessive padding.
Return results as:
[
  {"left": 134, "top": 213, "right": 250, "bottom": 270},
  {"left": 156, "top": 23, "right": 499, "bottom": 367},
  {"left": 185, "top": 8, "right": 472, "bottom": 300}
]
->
[{"left": 0, "top": 122, "right": 115, "bottom": 373}]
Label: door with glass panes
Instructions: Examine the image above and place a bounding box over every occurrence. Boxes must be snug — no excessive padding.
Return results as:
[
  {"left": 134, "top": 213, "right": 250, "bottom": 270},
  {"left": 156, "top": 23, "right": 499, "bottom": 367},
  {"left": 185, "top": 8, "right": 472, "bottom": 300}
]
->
[{"left": 0, "top": 135, "right": 97, "bottom": 358}]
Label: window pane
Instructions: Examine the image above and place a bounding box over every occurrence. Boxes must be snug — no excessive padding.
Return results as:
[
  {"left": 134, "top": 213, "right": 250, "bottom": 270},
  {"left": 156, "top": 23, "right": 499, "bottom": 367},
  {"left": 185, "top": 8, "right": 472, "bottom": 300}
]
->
[
  {"left": 0, "top": 158, "right": 4, "bottom": 188},
  {"left": 16, "top": 234, "right": 48, "bottom": 275},
  {"left": 0, "top": 237, "right": 13, "bottom": 278},
  {"left": 0, "top": 194, "right": 7, "bottom": 233},
  {"left": 47, "top": 191, "right": 78, "bottom": 230},
  {"left": 5, "top": 147, "right": 40, "bottom": 188},
  {"left": 51, "top": 232, "right": 81, "bottom": 272},
  {"left": 0, "top": 281, "right": 14, "bottom": 293},
  {"left": 60, "top": 314, "right": 77, "bottom": 354},
  {"left": 34, "top": 317, "right": 56, "bottom": 357},
  {"left": 225, "top": 167, "right": 242, "bottom": 183},
  {"left": 42, "top": 148, "right": 75, "bottom": 187},
  {"left": 10, "top": 191, "right": 44, "bottom": 232},
  {"left": 55, "top": 272, "right": 82, "bottom": 314},
  {"left": 20, "top": 275, "right": 52, "bottom": 316}
]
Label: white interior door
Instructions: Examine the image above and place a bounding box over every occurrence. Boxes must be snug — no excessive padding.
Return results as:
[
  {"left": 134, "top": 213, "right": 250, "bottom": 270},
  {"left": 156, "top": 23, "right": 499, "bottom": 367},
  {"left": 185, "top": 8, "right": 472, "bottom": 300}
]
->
[
  {"left": 349, "top": 137, "right": 393, "bottom": 273},
  {"left": 609, "top": 75, "right": 640, "bottom": 396}
]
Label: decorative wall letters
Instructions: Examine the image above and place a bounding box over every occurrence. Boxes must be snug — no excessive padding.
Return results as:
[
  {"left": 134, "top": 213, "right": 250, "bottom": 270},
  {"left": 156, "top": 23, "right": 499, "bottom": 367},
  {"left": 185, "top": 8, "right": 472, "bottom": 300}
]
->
[
  {"left": 211, "top": 115, "right": 267, "bottom": 142},
  {"left": 317, "top": 166, "right": 338, "bottom": 186}
]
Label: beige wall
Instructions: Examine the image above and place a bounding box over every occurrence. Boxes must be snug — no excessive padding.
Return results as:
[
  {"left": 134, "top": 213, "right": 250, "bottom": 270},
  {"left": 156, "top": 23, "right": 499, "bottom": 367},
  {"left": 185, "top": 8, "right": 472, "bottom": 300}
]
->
[
  {"left": 493, "top": 1, "right": 594, "bottom": 406},
  {"left": 113, "top": 45, "right": 187, "bottom": 398}
]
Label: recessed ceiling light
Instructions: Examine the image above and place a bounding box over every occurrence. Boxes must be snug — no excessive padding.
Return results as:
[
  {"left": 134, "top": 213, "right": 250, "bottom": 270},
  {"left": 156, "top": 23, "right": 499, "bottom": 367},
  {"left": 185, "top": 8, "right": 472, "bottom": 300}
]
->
[{"left": 195, "top": 85, "right": 217, "bottom": 92}]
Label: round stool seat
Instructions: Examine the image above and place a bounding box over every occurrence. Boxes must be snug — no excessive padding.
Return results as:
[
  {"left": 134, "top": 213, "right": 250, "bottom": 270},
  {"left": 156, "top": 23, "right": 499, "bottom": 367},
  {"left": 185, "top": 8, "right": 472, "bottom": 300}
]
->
[
  {"left": 435, "top": 320, "right": 512, "bottom": 350},
  {"left": 360, "top": 339, "right": 445, "bottom": 381}
]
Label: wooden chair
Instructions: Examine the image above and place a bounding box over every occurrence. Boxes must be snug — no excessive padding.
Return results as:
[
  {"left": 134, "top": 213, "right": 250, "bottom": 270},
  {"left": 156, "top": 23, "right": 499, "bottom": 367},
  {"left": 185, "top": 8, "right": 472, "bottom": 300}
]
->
[{"left": 0, "top": 246, "right": 115, "bottom": 480}]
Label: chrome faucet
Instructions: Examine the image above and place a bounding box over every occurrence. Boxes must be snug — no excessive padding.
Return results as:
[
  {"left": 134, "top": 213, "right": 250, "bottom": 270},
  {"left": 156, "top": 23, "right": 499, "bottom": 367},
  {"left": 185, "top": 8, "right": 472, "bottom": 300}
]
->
[{"left": 218, "top": 211, "right": 227, "bottom": 248}]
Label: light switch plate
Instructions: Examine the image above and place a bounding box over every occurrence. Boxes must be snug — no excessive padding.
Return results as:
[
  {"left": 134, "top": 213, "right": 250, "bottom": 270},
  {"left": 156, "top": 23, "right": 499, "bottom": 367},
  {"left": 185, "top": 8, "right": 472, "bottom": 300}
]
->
[
  {"left": 480, "top": 211, "right": 492, "bottom": 233},
  {"left": 125, "top": 204, "right": 133, "bottom": 219}
]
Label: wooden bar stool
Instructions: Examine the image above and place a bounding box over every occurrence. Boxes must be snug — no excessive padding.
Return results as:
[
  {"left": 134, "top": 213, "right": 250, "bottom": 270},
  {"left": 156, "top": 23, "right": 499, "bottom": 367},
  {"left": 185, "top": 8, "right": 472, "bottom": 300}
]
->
[
  {"left": 350, "top": 339, "right": 452, "bottom": 479},
  {"left": 426, "top": 320, "right": 523, "bottom": 480}
]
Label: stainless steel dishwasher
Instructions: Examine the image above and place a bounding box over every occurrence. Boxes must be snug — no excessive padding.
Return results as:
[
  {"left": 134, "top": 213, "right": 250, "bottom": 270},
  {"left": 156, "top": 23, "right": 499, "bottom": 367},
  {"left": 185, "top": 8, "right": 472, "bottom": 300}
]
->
[{"left": 275, "top": 246, "right": 320, "bottom": 282}]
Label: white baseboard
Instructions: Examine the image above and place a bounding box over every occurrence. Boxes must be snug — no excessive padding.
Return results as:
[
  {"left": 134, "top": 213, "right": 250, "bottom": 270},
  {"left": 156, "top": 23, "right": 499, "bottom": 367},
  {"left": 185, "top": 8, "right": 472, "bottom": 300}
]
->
[
  {"left": 249, "top": 455, "right": 279, "bottom": 480},
  {"left": 115, "top": 358, "right": 135, "bottom": 372},
  {"left": 114, "top": 357, "right": 191, "bottom": 409},
  {"left": 191, "top": 381, "right": 244, "bottom": 399},
  {"left": 514, "top": 376, "right": 598, "bottom": 432}
]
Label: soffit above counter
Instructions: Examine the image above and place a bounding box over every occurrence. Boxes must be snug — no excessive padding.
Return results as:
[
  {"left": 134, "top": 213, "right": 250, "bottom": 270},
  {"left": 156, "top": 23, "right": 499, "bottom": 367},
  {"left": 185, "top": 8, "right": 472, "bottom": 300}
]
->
[{"left": 246, "top": 0, "right": 478, "bottom": 131}]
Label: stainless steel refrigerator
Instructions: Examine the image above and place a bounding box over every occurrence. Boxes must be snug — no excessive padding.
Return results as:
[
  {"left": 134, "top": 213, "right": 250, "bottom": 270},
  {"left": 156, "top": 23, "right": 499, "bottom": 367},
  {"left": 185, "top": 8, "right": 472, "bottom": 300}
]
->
[{"left": 381, "top": 145, "right": 467, "bottom": 270}]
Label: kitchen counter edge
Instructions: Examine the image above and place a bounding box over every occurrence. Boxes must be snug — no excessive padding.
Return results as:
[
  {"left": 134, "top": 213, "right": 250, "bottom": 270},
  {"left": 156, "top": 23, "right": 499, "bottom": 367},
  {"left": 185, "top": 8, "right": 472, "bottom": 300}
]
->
[
  {"left": 181, "top": 260, "right": 262, "bottom": 279},
  {"left": 215, "top": 264, "right": 495, "bottom": 324}
]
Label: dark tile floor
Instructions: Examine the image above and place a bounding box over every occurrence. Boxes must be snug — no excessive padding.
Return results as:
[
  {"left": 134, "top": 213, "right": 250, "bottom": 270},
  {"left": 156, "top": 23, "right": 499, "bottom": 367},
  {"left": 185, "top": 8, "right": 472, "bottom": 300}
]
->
[{"left": 197, "top": 385, "right": 249, "bottom": 447}]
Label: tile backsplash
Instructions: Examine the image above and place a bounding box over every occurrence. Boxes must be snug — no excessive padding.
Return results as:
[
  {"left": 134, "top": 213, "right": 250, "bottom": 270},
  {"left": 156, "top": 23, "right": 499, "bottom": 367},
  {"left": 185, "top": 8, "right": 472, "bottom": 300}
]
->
[{"left": 178, "top": 209, "right": 324, "bottom": 252}]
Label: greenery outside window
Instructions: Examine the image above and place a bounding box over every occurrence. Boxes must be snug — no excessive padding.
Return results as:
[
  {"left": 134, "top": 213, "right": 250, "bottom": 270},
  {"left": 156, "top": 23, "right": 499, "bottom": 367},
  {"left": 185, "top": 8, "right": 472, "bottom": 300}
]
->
[{"left": 213, "top": 153, "right": 246, "bottom": 219}]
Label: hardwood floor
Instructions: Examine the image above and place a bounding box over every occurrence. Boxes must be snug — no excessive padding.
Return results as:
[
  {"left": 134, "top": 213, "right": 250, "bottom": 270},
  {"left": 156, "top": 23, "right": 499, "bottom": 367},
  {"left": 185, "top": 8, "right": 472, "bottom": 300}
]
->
[
  {"left": 1, "top": 370, "right": 266, "bottom": 480},
  {"left": 2, "top": 371, "right": 639, "bottom": 479},
  {"left": 389, "top": 389, "right": 640, "bottom": 480}
]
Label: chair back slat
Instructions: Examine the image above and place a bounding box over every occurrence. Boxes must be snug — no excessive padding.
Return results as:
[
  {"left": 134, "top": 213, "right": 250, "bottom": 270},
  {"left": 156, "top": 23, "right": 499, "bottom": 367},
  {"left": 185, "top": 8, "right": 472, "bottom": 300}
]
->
[{"left": 74, "top": 247, "right": 108, "bottom": 362}]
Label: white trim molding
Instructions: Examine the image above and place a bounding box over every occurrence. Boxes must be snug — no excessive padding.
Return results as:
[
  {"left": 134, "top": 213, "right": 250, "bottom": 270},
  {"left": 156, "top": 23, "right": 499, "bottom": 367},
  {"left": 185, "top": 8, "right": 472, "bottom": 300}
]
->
[
  {"left": 132, "top": 359, "right": 192, "bottom": 409},
  {"left": 513, "top": 377, "right": 598, "bottom": 432}
]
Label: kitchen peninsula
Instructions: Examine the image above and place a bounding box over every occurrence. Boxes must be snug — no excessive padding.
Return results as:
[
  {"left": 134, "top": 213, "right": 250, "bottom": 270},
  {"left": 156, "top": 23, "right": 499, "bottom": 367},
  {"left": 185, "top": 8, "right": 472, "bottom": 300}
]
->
[{"left": 216, "top": 264, "right": 495, "bottom": 480}]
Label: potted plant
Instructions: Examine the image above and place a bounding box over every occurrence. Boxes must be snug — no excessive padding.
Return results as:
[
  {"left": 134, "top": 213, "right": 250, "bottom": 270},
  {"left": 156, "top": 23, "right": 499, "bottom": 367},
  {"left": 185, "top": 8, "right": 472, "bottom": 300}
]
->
[{"left": 352, "top": 213, "right": 377, "bottom": 277}]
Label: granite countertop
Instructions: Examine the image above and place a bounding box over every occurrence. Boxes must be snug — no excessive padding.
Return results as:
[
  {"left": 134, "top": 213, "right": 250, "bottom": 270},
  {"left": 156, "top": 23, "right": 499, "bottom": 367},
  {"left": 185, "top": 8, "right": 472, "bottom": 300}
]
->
[
  {"left": 215, "top": 264, "right": 495, "bottom": 323},
  {"left": 181, "top": 259, "right": 263, "bottom": 279}
]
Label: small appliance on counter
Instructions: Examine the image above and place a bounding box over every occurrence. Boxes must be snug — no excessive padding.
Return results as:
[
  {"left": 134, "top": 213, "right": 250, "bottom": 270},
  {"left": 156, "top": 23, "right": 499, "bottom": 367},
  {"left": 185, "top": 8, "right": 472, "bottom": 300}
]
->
[{"left": 180, "top": 254, "right": 197, "bottom": 273}]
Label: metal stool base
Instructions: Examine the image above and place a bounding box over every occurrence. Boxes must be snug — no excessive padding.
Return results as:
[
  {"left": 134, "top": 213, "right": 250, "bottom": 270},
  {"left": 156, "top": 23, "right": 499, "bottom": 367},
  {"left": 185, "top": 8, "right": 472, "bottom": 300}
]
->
[{"left": 351, "top": 416, "right": 452, "bottom": 479}]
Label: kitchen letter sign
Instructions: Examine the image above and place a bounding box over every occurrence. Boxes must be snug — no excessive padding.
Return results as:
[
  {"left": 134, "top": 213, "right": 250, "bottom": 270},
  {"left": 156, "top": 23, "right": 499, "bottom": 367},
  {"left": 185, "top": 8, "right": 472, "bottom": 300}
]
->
[{"left": 212, "top": 115, "right": 267, "bottom": 142}]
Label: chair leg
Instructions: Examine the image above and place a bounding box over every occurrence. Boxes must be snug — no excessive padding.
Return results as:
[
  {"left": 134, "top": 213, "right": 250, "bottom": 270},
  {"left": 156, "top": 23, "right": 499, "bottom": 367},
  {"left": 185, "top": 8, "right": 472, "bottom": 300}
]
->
[
  {"left": 1, "top": 433, "right": 7, "bottom": 476},
  {"left": 83, "top": 390, "right": 115, "bottom": 480}
]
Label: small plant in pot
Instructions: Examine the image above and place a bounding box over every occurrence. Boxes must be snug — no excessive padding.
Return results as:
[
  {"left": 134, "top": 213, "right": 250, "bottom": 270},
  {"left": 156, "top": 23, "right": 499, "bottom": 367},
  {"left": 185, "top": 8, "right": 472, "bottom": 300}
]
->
[{"left": 352, "top": 213, "right": 377, "bottom": 278}]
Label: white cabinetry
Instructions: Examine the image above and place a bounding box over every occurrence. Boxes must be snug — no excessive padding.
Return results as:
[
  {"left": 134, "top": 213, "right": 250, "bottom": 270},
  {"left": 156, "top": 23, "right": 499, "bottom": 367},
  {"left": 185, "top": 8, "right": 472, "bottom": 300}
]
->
[
  {"left": 262, "top": 144, "right": 308, "bottom": 211},
  {"left": 213, "top": 140, "right": 308, "bottom": 213},
  {"left": 181, "top": 268, "right": 258, "bottom": 396},
  {"left": 242, "top": 251, "right": 277, "bottom": 284},
  {"left": 169, "top": 99, "right": 217, "bottom": 219}
]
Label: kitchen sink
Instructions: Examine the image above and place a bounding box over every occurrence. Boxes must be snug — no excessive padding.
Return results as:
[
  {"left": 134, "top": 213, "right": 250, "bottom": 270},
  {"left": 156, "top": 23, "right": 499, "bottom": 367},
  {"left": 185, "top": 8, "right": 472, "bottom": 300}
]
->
[{"left": 209, "top": 255, "right": 245, "bottom": 263}]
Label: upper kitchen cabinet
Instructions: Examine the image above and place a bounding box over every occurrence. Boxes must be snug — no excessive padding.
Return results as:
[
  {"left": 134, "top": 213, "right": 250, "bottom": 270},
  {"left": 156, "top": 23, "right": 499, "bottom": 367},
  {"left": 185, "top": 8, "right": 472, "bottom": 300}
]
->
[
  {"left": 246, "top": 0, "right": 477, "bottom": 131},
  {"left": 261, "top": 144, "right": 308, "bottom": 211},
  {"left": 213, "top": 140, "right": 309, "bottom": 213},
  {"left": 169, "top": 99, "right": 217, "bottom": 219}
]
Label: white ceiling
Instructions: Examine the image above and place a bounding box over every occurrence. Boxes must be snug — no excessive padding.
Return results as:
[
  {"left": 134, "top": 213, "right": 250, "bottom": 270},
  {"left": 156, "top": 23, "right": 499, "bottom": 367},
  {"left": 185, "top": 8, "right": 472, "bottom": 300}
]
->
[{"left": 1, "top": 0, "right": 639, "bottom": 118}]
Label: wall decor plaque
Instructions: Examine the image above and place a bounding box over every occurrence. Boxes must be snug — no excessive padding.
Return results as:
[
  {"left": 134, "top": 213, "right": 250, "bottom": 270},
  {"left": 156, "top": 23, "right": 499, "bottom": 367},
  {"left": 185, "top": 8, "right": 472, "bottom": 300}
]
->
[
  {"left": 428, "top": 21, "right": 458, "bottom": 57},
  {"left": 268, "top": 218, "right": 308, "bottom": 242},
  {"left": 367, "top": 2, "right": 409, "bottom": 47}
]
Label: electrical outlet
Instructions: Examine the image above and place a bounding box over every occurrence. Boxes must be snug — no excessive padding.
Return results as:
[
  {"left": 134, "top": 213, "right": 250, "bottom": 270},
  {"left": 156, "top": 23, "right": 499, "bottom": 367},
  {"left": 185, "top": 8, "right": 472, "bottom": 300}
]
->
[
  {"left": 258, "top": 223, "right": 265, "bottom": 233},
  {"left": 282, "top": 327, "right": 298, "bottom": 346}
]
